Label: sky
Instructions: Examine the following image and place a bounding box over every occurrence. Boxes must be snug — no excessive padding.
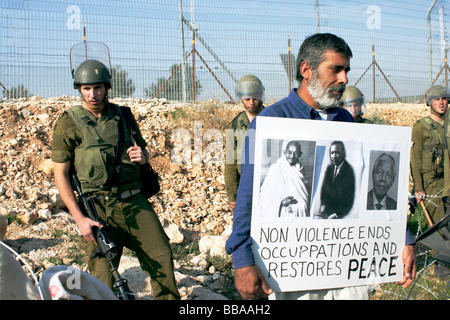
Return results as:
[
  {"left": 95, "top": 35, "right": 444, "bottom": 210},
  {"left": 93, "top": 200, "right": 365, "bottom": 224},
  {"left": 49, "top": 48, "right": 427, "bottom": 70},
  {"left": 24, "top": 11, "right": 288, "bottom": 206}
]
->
[{"left": 0, "top": 0, "right": 449, "bottom": 101}]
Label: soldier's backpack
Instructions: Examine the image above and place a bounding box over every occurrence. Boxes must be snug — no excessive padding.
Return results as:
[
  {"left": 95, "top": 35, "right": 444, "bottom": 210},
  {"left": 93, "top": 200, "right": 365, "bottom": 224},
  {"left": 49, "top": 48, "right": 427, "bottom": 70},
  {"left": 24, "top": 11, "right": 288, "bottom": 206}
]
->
[{"left": 120, "top": 106, "right": 160, "bottom": 198}]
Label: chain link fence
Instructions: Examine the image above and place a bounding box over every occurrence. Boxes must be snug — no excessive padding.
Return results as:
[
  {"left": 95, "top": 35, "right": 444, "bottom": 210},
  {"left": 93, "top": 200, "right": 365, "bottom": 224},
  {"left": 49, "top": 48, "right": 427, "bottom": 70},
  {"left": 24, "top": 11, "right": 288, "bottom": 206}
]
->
[{"left": 0, "top": 0, "right": 449, "bottom": 102}]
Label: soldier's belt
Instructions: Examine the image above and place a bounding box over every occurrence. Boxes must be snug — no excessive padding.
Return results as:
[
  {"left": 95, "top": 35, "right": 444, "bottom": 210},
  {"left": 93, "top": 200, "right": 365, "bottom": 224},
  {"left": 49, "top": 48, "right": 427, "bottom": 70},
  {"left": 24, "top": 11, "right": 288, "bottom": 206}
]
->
[
  {"left": 94, "top": 189, "right": 141, "bottom": 201},
  {"left": 119, "top": 189, "right": 141, "bottom": 200}
]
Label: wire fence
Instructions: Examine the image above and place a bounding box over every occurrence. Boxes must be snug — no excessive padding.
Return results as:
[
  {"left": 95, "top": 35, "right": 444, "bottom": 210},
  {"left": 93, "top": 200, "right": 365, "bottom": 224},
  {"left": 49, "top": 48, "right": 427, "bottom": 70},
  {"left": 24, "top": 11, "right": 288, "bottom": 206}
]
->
[
  {"left": 374, "top": 197, "right": 450, "bottom": 300},
  {"left": 0, "top": 0, "right": 449, "bottom": 103}
]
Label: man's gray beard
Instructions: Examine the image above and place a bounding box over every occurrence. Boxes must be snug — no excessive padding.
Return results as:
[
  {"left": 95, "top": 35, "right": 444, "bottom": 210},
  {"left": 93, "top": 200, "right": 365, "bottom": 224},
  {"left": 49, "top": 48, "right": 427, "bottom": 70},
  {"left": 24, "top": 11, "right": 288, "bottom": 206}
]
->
[{"left": 307, "top": 73, "right": 343, "bottom": 109}]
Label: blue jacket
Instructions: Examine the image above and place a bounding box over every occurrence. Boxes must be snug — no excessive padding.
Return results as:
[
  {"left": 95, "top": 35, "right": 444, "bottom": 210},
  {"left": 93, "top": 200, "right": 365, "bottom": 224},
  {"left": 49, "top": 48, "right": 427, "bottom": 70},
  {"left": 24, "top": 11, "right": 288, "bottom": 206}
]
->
[{"left": 225, "top": 89, "right": 414, "bottom": 269}]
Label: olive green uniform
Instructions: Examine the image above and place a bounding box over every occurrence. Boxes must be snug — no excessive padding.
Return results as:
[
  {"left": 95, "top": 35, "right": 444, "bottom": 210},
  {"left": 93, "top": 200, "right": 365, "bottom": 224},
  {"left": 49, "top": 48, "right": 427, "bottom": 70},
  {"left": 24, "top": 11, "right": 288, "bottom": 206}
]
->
[
  {"left": 443, "top": 111, "right": 450, "bottom": 210},
  {"left": 354, "top": 115, "right": 373, "bottom": 124},
  {"left": 224, "top": 110, "right": 252, "bottom": 202},
  {"left": 52, "top": 103, "right": 180, "bottom": 300},
  {"left": 410, "top": 116, "right": 446, "bottom": 223},
  {"left": 226, "top": 75, "right": 265, "bottom": 202}
]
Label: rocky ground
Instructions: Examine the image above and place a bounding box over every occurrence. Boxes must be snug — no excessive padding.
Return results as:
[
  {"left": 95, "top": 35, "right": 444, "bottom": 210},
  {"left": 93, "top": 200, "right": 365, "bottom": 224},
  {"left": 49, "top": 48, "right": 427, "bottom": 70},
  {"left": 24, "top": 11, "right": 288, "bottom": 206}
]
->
[{"left": 0, "top": 96, "right": 430, "bottom": 300}]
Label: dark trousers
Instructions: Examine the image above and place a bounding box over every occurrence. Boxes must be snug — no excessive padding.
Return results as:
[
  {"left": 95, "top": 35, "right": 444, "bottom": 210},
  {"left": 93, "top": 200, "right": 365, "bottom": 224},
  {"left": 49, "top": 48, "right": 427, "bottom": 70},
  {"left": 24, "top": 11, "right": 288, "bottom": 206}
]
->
[{"left": 79, "top": 193, "right": 180, "bottom": 300}]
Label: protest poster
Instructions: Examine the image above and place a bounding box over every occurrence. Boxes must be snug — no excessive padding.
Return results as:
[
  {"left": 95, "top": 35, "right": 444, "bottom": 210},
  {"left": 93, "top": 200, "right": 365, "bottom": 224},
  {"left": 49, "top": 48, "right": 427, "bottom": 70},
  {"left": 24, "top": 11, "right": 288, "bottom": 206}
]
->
[{"left": 250, "top": 117, "right": 412, "bottom": 292}]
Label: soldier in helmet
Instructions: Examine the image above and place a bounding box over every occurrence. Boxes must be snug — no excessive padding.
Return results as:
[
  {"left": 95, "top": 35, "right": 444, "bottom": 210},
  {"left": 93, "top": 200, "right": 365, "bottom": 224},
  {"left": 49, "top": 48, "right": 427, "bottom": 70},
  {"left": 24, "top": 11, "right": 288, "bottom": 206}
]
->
[
  {"left": 51, "top": 59, "right": 180, "bottom": 299},
  {"left": 410, "top": 85, "right": 449, "bottom": 224},
  {"left": 339, "top": 85, "right": 373, "bottom": 123},
  {"left": 438, "top": 93, "right": 450, "bottom": 280},
  {"left": 444, "top": 99, "right": 450, "bottom": 210},
  {"left": 224, "top": 75, "right": 265, "bottom": 213}
]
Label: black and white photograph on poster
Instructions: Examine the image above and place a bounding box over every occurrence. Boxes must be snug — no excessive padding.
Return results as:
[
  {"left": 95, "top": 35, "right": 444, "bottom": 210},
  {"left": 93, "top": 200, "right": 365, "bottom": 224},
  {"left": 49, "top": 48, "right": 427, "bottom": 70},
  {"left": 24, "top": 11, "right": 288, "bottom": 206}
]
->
[
  {"left": 258, "top": 139, "right": 316, "bottom": 221},
  {"left": 366, "top": 150, "right": 400, "bottom": 211},
  {"left": 311, "top": 140, "right": 364, "bottom": 220},
  {"left": 250, "top": 117, "right": 412, "bottom": 292}
]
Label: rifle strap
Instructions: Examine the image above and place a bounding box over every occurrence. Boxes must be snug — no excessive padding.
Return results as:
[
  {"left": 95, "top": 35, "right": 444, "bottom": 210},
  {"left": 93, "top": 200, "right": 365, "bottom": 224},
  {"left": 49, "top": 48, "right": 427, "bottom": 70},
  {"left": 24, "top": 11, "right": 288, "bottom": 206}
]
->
[
  {"left": 105, "top": 104, "right": 128, "bottom": 219},
  {"left": 120, "top": 106, "right": 137, "bottom": 143},
  {"left": 444, "top": 112, "right": 449, "bottom": 150}
]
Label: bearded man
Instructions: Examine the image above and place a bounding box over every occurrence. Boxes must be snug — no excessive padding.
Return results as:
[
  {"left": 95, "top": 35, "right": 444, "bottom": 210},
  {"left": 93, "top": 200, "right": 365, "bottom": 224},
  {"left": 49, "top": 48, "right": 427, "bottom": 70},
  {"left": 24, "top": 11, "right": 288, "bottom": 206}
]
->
[{"left": 225, "top": 33, "right": 417, "bottom": 300}]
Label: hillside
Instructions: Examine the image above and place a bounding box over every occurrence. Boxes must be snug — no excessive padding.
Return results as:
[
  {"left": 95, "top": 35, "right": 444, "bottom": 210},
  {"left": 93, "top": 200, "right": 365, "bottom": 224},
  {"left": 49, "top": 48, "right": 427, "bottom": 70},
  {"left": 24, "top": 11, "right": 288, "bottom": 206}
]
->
[{"left": 0, "top": 96, "right": 431, "bottom": 300}]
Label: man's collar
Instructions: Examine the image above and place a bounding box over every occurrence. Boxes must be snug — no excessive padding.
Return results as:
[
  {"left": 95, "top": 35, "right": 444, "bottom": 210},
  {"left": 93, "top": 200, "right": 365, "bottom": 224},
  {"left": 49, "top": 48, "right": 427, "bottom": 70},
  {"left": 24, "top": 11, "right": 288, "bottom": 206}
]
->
[{"left": 290, "top": 89, "right": 340, "bottom": 120}]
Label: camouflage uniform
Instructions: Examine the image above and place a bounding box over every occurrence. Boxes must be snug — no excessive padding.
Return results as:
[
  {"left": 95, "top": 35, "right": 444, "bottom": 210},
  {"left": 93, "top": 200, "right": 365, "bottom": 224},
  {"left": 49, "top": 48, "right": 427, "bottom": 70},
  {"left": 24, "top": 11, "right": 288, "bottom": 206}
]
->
[
  {"left": 411, "top": 117, "right": 446, "bottom": 223},
  {"left": 225, "top": 110, "right": 251, "bottom": 202},
  {"left": 52, "top": 103, "right": 180, "bottom": 300},
  {"left": 443, "top": 109, "right": 450, "bottom": 211},
  {"left": 354, "top": 115, "right": 373, "bottom": 124},
  {"left": 225, "top": 75, "right": 265, "bottom": 204}
]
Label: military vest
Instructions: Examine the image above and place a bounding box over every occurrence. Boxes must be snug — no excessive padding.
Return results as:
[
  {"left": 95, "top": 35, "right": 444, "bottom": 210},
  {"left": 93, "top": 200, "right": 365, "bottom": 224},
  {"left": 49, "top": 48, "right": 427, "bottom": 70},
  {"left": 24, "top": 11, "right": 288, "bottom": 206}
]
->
[
  {"left": 445, "top": 112, "right": 450, "bottom": 153},
  {"left": 419, "top": 117, "right": 445, "bottom": 181},
  {"left": 228, "top": 111, "right": 250, "bottom": 176},
  {"left": 444, "top": 113, "right": 450, "bottom": 199},
  {"left": 231, "top": 111, "right": 248, "bottom": 131},
  {"left": 66, "top": 104, "right": 138, "bottom": 192}
]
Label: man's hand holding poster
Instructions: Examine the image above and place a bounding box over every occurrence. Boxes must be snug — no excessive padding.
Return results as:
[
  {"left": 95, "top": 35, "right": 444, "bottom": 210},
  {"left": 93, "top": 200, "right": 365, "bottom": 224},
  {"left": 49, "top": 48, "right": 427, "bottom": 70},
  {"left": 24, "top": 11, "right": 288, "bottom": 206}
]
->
[{"left": 250, "top": 117, "right": 411, "bottom": 292}]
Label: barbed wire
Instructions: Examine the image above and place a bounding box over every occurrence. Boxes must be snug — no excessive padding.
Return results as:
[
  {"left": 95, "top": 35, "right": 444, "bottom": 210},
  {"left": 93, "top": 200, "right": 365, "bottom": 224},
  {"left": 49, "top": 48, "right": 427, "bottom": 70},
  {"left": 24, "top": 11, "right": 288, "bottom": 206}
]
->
[{"left": 374, "top": 191, "right": 449, "bottom": 300}]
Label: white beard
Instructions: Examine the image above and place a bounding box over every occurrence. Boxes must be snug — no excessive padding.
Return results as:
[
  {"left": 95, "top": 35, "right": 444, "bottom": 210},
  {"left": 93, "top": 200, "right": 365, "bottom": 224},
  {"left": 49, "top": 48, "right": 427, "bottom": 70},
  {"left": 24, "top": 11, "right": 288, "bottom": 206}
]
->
[{"left": 307, "top": 72, "right": 344, "bottom": 109}]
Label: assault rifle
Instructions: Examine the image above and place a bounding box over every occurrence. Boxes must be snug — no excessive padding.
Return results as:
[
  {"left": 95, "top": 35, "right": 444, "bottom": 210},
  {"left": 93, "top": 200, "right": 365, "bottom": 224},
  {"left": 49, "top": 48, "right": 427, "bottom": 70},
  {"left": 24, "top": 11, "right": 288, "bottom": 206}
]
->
[{"left": 71, "top": 173, "right": 135, "bottom": 300}]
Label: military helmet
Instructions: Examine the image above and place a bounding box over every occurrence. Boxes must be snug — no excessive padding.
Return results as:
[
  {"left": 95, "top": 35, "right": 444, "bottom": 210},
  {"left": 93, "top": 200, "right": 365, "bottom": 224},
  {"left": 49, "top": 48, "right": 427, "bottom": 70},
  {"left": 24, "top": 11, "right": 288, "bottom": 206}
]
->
[
  {"left": 340, "top": 86, "right": 364, "bottom": 105},
  {"left": 426, "top": 85, "right": 449, "bottom": 106},
  {"left": 235, "top": 75, "right": 265, "bottom": 102},
  {"left": 340, "top": 85, "right": 365, "bottom": 116},
  {"left": 73, "top": 59, "right": 111, "bottom": 89}
]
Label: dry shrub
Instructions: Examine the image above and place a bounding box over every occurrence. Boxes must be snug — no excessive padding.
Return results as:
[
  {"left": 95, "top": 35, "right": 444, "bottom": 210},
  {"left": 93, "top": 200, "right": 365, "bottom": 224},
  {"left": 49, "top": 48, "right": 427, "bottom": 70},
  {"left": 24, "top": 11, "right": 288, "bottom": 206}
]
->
[
  {"left": 365, "top": 103, "right": 429, "bottom": 127},
  {"left": 170, "top": 102, "right": 238, "bottom": 132}
]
